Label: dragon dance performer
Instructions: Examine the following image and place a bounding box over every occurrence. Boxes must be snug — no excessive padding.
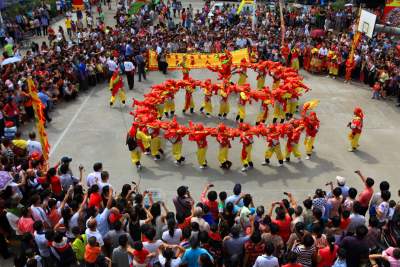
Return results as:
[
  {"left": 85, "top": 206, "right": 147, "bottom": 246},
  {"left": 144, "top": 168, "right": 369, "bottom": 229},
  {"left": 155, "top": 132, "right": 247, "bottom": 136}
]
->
[
  {"left": 256, "top": 63, "right": 267, "bottom": 90},
  {"left": 189, "top": 123, "right": 209, "bottom": 169},
  {"left": 347, "top": 107, "right": 364, "bottom": 152},
  {"left": 199, "top": 83, "right": 213, "bottom": 117},
  {"left": 182, "top": 83, "right": 195, "bottom": 114},
  {"left": 239, "top": 123, "right": 254, "bottom": 172},
  {"left": 271, "top": 71, "right": 281, "bottom": 91},
  {"left": 180, "top": 55, "right": 190, "bottom": 80},
  {"left": 256, "top": 99, "right": 270, "bottom": 125},
  {"left": 344, "top": 58, "right": 355, "bottom": 83},
  {"left": 327, "top": 47, "right": 339, "bottom": 79},
  {"left": 164, "top": 118, "right": 186, "bottom": 165},
  {"left": 126, "top": 124, "right": 151, "bottom": 170},
  {"left": 236, "top": 87, "right": 250, "bottom": 123},
  {"left": 284, "top": 123, "right": 303, "bottom": 162},
  {"left": 148, "top": 123, "right": 164, "bottom": 161},
  {"left": 290, "top": 44, "right": 300, "bottom": 71},
  {"left": 309, "top": 47, "right": 320, "bottom": 74},
  {"left": 163, "top": 90, "right": 175, "bottom": 118},
  {"left": 218, "top": 83, "right": 230, "bottom": 120},
  {"left": 262, "top": 125, "right": 284, "bottom": 166},
  {"left": 303, "top": 111, "right": 320, "bottom": 159},
  {"left": 236, "top": 59, "right": 248, "bottom": 86},
  {"left": 272, "top": 91, "right": 286, "bottom": 124},
  {"left": 109, "top": 69, "right": 126, "bottom": 106},
  {"left": 281, "top": 43, "right": 290, "bottom": 66},
  {"left": 216, "top": 124, "right": 233, "bottom": 170}
]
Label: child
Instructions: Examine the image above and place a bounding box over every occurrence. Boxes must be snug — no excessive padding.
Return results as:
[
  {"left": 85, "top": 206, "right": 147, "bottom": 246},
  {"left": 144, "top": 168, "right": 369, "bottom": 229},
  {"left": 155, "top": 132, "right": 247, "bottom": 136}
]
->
[
  {"left": 85, "top": 236, "right": 108, "bottom": 267},
  {"left": 372, "top": 81, "right": 381, "bottom": 100},
  {"left": 388, "top": 200, "right": 397, "bottom": 221}
]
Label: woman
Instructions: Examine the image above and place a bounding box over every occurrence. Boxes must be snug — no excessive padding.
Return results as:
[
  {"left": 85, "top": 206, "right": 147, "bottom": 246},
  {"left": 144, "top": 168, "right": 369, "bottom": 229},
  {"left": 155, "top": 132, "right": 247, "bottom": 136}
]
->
[
  {"left": 317, "top": 235, "right": 338, "bottom": 267},
  {"left": 46, "top": 167, "right": 62, "bottom": 198},
  {"left": 292, "top": 234, "right": 316, "bottom": 267},
  {"left": 158, "top": 245, "right": 184, "bottom": 267},
  {"left": 162, "top": 219, "right": 182, "bottom": 245}
]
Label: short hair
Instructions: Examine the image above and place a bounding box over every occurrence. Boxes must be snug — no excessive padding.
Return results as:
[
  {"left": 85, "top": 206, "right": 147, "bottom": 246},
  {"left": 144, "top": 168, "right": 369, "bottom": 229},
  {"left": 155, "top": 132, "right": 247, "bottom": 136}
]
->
[
  {"left": 33, "top": 221, "right": 43, "bottom": 232},
  {"left": 342, "top": 210, "right": 350, "bottom": 219},
  {"left": 303, "top": 198, "right": 312, "bottom": 209},
  {"left": 294, "top": 206, "right": 303, "bottom": 216},
  {"left": 118, "top": 234, "right": 128, "bottom": 247},
  {"left": 93, "top": 162, "right": 103, "bottom": 172},
  {"left": 353, "top": 201, "right": 362, "bottom": 214},
  {"left": 88, "top": 236, "right": 97, "bottom": 246},
  {"left": 219, "top": 191, "right": 227, "bottom": 201},
  {"left": 369, "top": 216, "right": 379, "bottom": 228},
  {"left": 243, "top": 194, "right": 252, "bottom": 206},
  {"left": 177, "top": 186, "right": 187, "bottom": 197},
  {"left": 380, "top": 181, "right": 390, "bottom": 191},
  {"left": 207, "top": 191, "right": 218, "bottom": 201},
  {"left": 366, "top": 177, "right": 375, "bottom": 188},
  {"left": 270, "top": 223, "right": 279, "bottom": 234},
  {"left": 264, "top": 241, "right": 275, "bottom": 255},
  {"left": 381, "top": 190, "right": 391, "bottom": 202},
  {"left": 133, "top": 241, "right": 143, "bottom": 250},
  {"left": 101, "top": 171, "right": 109, "bottom": 180},
  {"left": 144, "top": 226, "right": 156, "bottom": 240},
  {"left": 286, "top": 251, "right": 298, "bottom": 263},
  {"left": 348, "top": 187, "right": 358, "bottom": 198},
  {"left": 29, "top": 132, "right": 36, "bottom": 139},
  {"left": 233, "top": 183, "right": 241, "bottom": 195},
  {"left": 331, "top": 216, "right": 341, "bottom": 227},
  {"left": 355, "top": 225, "right": 368, "bottom": 238},
  {"left": 333, "top": 187, "right": 342, "bottom": 197},
  {"left": 302, "top": 234, "right": 314, "bottom": 247}
]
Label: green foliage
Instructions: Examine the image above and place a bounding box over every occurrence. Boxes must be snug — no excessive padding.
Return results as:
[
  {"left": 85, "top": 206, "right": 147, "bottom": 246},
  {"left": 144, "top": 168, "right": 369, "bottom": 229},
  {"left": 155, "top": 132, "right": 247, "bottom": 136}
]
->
[
  {"left": 3, "top": 0, "right": 51, "bottom": 20},
  {"left": 332, "top": 0, "right": 346, "bottom": 11}
]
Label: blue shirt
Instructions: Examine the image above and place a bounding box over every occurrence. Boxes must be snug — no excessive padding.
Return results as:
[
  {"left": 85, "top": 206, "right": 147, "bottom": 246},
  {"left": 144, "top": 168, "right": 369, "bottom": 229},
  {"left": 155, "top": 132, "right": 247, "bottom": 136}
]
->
[
  {"left": 38, "top": 92, "right": 50, "bottom": 108},
  {"left": 181, "top": 248, "right": 212, "bottom": 267}
]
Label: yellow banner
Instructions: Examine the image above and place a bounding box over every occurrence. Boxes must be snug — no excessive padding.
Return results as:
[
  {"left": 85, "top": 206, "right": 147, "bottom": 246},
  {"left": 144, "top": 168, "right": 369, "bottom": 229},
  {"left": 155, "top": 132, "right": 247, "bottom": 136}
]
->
[
  {"left": 149, "top": 48, "right": 249, "bottom": 70},
  {"left": 386, "top": 0, "right": 400, "bottom": 7}
]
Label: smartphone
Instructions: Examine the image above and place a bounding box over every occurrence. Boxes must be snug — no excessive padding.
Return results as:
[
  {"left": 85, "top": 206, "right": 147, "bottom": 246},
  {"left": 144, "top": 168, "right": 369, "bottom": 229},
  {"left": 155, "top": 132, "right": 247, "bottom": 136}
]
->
[{"left": 283, "top": 192, "right": 288, "bottom": 195}]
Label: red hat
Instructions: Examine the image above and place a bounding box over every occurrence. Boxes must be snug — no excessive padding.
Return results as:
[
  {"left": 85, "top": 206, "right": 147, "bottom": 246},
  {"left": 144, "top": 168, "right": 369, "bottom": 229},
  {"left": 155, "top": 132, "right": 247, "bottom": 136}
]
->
[
  {"left": 5, "top": 121, "right": 14, "bottom": 128},
  {"left": 353, "top": 107, "right": 364, "bottom": 119}
]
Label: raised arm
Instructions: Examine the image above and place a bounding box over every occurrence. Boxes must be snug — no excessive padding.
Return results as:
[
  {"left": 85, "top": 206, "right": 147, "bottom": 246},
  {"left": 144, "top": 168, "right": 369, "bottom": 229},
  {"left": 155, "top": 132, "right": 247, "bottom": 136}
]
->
[
  {"left": 143, "top": 207, "right": 154, "bottom": 224},
  {"left": 106, "top": 187, "right": 114, "bottom": 209},
  {"left": 355, "top": 170, "right": 367, "bottom": 185},
  {"left": 287, "top": 192, "right": 297, "bottom": 209}
]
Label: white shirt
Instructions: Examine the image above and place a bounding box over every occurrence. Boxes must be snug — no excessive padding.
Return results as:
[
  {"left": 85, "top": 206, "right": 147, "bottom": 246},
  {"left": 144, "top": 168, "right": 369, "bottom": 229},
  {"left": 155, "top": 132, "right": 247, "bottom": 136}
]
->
[
  {"left": 34, "top": 231, "right": 51, "bottom": 257},
  {"left": 253, "top": 255, "right": 279, "bottom": 267},
  {"left": 107, "top": 59, "right": 117, "bottom": 72},
  {"left": 27, "top": 140, "right": 42, "bottom": 156},
  {"left": 6, "top": 211, "right": 21, "bottom": 235},
  {"left": 162, "top": 229, "right": 182, "bottom": 245},
  {"left": 157, "top": 255, "right": 182, "bottom": 267},
  {"left": 123, "top": 61, "right": 135, "bottom": 72},
  {"left": 86, "top": 171, "right": 101, "bottom": 187},
  {"left": 85, "top": 228, "right": 104, "bottom": 246},
  {"left": 30, "top": 205, "right": 50, "bottom": 225}
]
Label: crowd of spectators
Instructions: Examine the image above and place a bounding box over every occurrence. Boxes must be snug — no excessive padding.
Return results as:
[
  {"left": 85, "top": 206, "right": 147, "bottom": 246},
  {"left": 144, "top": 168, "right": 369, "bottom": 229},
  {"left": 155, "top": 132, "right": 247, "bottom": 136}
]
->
[{"left": 0, "top": 150, "right": 399, "bottom": 267}]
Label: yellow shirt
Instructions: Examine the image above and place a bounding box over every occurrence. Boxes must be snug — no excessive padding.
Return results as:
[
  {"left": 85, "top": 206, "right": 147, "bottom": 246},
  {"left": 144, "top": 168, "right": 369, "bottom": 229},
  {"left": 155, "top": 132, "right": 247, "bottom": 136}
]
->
[
  {"left": 65, "top": 19, "right": 71, "bottom": 29},
  {"left": 12, "top": 139, "right": 28, "bottom": 149}
]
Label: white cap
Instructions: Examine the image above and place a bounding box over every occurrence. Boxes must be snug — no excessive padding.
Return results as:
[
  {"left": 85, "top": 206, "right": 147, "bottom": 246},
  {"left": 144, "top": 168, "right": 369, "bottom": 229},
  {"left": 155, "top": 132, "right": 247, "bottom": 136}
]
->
[{"left": 336, "top": 176, "right": 346, "bottom": 185}]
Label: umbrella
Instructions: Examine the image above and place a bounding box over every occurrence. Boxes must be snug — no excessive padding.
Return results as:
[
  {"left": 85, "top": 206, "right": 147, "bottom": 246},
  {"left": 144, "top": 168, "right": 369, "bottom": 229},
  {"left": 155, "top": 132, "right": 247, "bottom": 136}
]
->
[
  {"left": 310, "top": 29, "right": 325, "bottom": 38},
  {"left": 0, "top": 171, "right": 13, "bottom": 191},
  {"left": 1, "top": 56, "right": 22, "bottom": 66}
]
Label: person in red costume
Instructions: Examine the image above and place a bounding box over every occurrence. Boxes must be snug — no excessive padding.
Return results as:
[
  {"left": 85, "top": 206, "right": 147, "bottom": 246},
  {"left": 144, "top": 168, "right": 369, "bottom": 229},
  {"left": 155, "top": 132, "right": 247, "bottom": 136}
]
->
[
  {"left": 344, "top": 58, "right": 355, "bottom": 83},
  {"left": 239, "top": 123, "right": 254, "bottom": 172},
  {"left": 188, "top": 123, "right": 209, "bottom": 169},
  {"left": 215, "top": 123, "right": 233, "bottom": 170},
  {"left": 284, "top": 123, "right": 303, "bottom": 162},
  {"left": 281, "top": 43, "right": 290, "bottom": 66},
  {"left": 207, "top": 50, "right": 233, "bottom": 81},
  {"left": 347, "top": 107, "right": 364, "bottom": 152},
  {"left": 303, "top": 111, "right": 320, "bottom": 160},
  {"left": 262, "top": 124, "right": 284, "bottom": 166},
  {"left": 164, "top": 118, "right": 187, "bottom": 165}
]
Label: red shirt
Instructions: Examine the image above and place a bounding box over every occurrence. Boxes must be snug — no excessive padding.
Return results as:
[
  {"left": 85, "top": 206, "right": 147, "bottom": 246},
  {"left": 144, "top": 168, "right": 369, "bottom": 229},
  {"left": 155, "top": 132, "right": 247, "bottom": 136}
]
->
[
  {"left": 340, "top": 217, "right": 351, "bottom": 230},
  {"left": 282, "top": 264, "right": 303, "bottom": 267},
  {"left": 88, "top": 192, "right": 102, "bottom": 208},
  {"left": 201, "top": 190, "right": 219, "bottom": 220},
  {"left": 49, "top": 176, "right": 62, "bottom": 196},
  {"left": 358, "top": 186, "right": 374, "bottom": 207},
  {"left": 317, "top": 245, "right": 338, "bottom": 267},
  {"left": 272, "top": 214, "right": 292, "bottom": 242},
  {"left": 133, "top": 249, "right": 149, "bottom": 264}
]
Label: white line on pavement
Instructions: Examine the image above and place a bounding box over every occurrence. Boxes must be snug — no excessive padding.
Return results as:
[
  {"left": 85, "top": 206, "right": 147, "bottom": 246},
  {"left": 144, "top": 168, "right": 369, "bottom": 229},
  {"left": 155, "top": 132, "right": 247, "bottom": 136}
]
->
[{"left": 49, "top": 88, "right": 95, "bottom": 157}]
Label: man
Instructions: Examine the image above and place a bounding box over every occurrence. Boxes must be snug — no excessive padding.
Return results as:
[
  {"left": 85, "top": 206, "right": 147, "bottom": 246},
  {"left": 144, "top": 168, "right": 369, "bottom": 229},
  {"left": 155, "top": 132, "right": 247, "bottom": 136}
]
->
[
  {"left": 106, "top": 57, "right": 118, "bottom": 79},
  {"left": 135, "top": 52, "right": 146, "bottom": 82},
  {"left": 123, "top": 56, "right": 135, "bottom": 90},
  {"left": 303, "top": 111, "right": 319, "bottom": 160},
  {"left": 223, "top": 224, "right": 251, "bottom": 266},
  {"left": 112, "top": 234, "right": 131, "bottom": 267},
  {"left": 181, "top": 237, "right": 213, "bottom": 267},
  {"left": 355, "top": 170, "right": 374, "bottom": 216},
  {"left": 253, "top": 241, "right": 279, "bottom": 267},
  {"left": 340, "top": 225, "right": 369, "bottom": 266},
  {"left": 27, "top": 131, "right": 42, "bottom": 156},
  {"left": 37, "top": 88, "right": 54, "bottom": 124},
  {"left": 33, "top": 221, "right": 52, "bottom": 266},
  {"left": 86, "top": 162, "right": 103, "bottom": 187},
  {"left": 262, "top": 125, "right": 284, "bottom": 166},
  {"left": 173, "top": 186, "right": 194, "bottom": 219},
  {"left": 347, "top": 201, "right": 366, "bottom": 234},
  {"left": 126, "top": 124, "right": 151, "bottom": 170}
]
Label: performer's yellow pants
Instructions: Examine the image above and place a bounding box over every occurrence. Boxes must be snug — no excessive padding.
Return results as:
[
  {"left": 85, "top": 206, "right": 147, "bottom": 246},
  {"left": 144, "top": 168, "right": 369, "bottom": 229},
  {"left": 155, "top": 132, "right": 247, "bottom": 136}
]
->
[
  {"left": 202, "top": 100, "right": 212, "bottom": 114},
  {"left": 291, "top": 58, "right": 300, "bottom": 70},
  {"left": 242, "top": 145, "right": 252, "bottom": 165},
  {"left": 238, "top": 73, "right": 247, "bottom": 86},
  {"left": 150, "top": 137, "right": 161, "bottom": 156},
  {"left": 142, "top": 138, "right": 150, "bottom": 150},
  {"left": 218, "top": 146, "right": 229, "bottom": 164},
  {"left": 257, "top": 76, "right": 265, "bottom": 90},
  {"left": 130, "top": 149, "right": 141, "bottom": 164},
  {"left": 265, "top": 145, "right": 283, "bottom": 160},
  {"left": 197, "top": 147, "right": 207, "bottom": 166},
  {"left": 286, "top": 100, "right": 298, "bottom": 114},
  {"left": 110, "top": 90, "right": 126, "bottom": 104},
  {"left": 172, "top": 142, "right": 182, "bottom": 160},
  {"left": 156, "top": 105, "right": 164, "bottom": 118},
  {"left": 285, "top": 144, "right": 301, "bottom": 159},
  {"left": 257, "top": 110, "right": 268, "bottom": 123},
  {"left": 238, "top": 104, "right": 246, "bottom": 120},
  {"left": 219, "top": 101, "right": 230, "bottom": 114},
  {"left": 272, "top": 81, "right": 280, "bottom": 91},
  {"left": 329, "top": 67, "right": 338, "bottom": 76},
  {"left": 348, "top": 133, "right": 361, "bottom": 149},
  {"left": 273, "top": 105, "right": 285, "bottom": 120},
  {"left": 304, "top": 136, "right": 315, "bottom": 155},
  {"left": 164, "top": 100, "right": 175, "bottom": 113}
]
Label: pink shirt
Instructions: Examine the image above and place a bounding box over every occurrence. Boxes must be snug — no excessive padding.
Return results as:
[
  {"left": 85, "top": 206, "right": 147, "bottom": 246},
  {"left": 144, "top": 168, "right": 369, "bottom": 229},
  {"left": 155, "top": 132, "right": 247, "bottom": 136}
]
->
[{"left": 358, "top": 187, "right": 374, "bottom": 207}]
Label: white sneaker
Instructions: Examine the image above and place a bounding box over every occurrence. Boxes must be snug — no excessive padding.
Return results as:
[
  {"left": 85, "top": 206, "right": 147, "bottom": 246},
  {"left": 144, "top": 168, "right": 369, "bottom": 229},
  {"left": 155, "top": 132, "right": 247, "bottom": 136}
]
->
[
  {"left": 278, "top": 163, "right": 283, "bottom": 167},
  {"left": 305, "top": 155, "right": 310, "bottom": 160},
  {"left": 241, "top": 166, "right": 248, "bottom": 172},
  {"left": 261, "top": 161, "right": 269, "bottom": 166},
  {"left": 136, "top": 164, "right": 142, "bottom": 170},
  {"left": 144, "top": 151, "right": 150, "bottom": 155},
  {"left": 200, "top": 165, "right": 207, "bottom": 169},
  {"left": 153, "top": 157, "right": 160, "bottom": 161}
]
